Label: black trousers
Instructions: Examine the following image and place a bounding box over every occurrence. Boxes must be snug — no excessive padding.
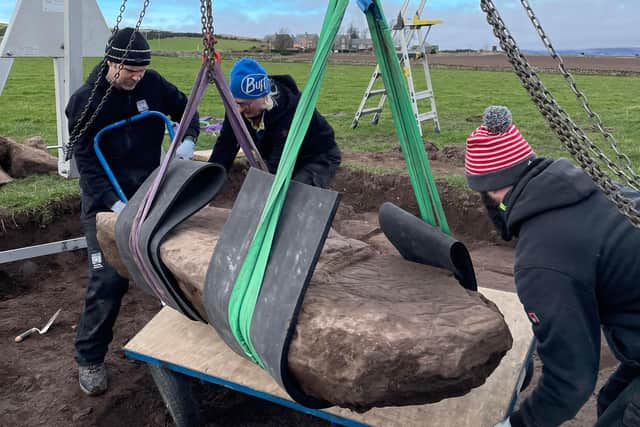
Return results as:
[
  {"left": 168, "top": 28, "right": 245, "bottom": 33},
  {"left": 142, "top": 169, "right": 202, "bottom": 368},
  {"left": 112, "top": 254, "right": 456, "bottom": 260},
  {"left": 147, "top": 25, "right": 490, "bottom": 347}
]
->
[
  {"left": 595, "top": 364, "right": 640, "bottom": 427},
  {"left": 74, "top": 216, "right": 129, "bottom": 366},
  {"left": 292, "top": 149, "right": 341, "bottom": 189}
]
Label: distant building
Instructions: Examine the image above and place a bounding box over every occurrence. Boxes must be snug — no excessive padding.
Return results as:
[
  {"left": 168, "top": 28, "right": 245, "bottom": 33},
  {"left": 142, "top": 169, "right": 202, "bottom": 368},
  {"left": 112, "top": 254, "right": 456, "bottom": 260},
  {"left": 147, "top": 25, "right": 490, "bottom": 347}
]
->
[
  {"left": 293, "top": 33, "right": 319, "bottom": 51},
  {"left": 403, "top": 43, "right": 439, "bottom": 56},
  {"left": 263, "top": 34, "right": 274, "bottom": 51},
  {"left": 350, "top": 38, "right": 373, "bottom": 51},
  {"left": 273, "top": 33, "right": 294, "bottom": 51},
  {"left": 333, "top": 34, "right": 351, "bottom": 52}
]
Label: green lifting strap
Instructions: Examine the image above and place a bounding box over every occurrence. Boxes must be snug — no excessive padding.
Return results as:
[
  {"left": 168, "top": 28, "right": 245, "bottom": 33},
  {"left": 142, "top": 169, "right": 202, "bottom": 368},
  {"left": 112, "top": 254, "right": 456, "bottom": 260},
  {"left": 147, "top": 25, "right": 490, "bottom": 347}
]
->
[
  {"left": 227, "top": 0, "right": 449, "bottom": 366},
  {"left": 227, "top": 0, "right": 349, "bottom": 366},
  {"left": 362, "top": 0, "right": 449, "bottom": 234}
]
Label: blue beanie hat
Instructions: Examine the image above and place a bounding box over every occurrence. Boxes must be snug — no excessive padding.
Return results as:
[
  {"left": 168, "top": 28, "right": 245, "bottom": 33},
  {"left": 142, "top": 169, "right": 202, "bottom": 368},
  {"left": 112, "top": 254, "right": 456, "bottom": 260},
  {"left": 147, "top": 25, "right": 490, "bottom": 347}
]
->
[{"left": 230, "top": 58, "right": 271, "bottom": 99}]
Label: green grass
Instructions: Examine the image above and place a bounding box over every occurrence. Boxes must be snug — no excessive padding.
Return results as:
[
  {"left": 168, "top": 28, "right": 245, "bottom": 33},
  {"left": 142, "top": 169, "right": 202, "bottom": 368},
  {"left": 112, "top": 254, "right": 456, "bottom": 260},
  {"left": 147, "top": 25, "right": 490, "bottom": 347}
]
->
[
  {"left": 148, "top": 36, "right": 265, "bottom": 53},
  {"left": 0, "top": 56, "right": 638, "bottom": 216},
  {"left": 342, "top": 161, "right": 406, "bottom": 176},
  {"left": 437, "top": 174, "right": 470, "bottom": 191},
  {"left": 0, "top": 175, "right": 79, "bottom": 222}
]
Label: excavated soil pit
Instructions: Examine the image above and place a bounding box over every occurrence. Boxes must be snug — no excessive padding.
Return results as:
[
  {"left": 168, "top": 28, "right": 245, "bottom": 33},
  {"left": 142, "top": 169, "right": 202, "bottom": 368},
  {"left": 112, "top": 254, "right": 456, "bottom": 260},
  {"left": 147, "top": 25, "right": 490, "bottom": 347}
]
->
[{"left": 0, "top": 159, "right": 615, "bottom": 426}]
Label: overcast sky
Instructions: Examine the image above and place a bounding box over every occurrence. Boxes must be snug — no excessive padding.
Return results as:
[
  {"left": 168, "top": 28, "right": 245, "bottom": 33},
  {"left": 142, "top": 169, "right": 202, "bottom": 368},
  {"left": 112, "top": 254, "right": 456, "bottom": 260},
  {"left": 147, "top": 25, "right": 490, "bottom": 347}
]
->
[{"left": 1, "top": 0, "right": 638, "bottom": 50}]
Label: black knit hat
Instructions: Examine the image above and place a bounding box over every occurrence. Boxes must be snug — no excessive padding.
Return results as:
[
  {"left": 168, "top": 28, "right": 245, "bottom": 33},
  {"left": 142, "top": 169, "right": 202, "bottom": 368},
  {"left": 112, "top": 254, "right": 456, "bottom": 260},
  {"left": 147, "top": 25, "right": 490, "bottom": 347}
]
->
[{"left": 105, "top": 28, "right": 151, "bottom": 66}]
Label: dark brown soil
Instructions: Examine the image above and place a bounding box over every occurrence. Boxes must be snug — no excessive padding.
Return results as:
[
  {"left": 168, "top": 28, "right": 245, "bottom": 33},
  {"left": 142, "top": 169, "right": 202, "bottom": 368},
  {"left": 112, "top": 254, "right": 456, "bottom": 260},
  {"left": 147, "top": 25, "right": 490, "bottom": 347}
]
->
[{"left": 0, "top": 156, "right": 608, "bottom": 426}]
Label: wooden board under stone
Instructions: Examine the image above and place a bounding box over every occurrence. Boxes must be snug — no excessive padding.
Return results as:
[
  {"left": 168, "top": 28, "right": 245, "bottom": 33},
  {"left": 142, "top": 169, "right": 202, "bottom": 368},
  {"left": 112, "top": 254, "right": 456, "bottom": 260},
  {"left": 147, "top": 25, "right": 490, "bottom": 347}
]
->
[
  {"left": 97, "top": 207, "right": 514, "bottom": 410},
  {"left": 125, "top": 287, "right": 533, "bottom": 427}
]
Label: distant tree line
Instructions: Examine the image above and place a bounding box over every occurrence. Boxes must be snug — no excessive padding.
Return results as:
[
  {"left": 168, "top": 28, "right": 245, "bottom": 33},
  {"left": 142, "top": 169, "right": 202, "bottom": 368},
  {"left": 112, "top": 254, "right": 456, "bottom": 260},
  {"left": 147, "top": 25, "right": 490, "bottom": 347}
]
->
[
  {"left": 0, "top": 23, "right": 7, "bottom": 37},
  {"left": 140, "top": 29, "right": 261, "bottom": 42},
  {"left": 142, "top": 30, "right": 201, "bottom": 39}
]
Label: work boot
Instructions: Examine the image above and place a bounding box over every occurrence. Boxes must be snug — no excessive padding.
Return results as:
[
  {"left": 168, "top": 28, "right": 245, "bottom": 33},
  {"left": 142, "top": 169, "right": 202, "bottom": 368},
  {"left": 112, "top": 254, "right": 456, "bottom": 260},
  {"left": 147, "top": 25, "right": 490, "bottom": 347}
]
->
[{"left": 78, "top": 363, "right": 108, "bottom": 396}]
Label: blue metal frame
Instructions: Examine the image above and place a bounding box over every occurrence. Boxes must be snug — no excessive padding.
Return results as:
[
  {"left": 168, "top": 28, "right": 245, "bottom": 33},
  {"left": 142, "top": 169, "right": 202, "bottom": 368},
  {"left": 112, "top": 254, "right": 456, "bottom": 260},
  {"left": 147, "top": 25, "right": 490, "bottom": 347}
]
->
[
  {"left": 506, "top": 338, "right": 537, "bottom": 418},
  {"left": 125, "top": 349, "right": 369, "bottom": 427},
  {"left": 93, "top": 110, "right": 175, "bottom": 203}
]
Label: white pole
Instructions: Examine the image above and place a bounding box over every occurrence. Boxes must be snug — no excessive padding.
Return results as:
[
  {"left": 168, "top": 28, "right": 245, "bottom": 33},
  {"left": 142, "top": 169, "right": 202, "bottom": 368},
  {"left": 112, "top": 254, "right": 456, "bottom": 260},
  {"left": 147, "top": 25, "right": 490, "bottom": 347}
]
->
[
  {"left": 55, "top": 0, "right": 83, "bottom": 177},
  {"left": 64, "top": 0, "right": 83, "bottom": 101}
]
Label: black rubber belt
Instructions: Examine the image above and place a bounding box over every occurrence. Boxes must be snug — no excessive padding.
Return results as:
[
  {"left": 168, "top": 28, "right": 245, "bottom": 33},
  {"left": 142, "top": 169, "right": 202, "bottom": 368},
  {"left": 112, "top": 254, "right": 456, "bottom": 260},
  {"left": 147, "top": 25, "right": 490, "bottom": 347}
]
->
[
  {"left": 378, "top": 202, "right": 478, "bottom": 291},
  {"left": 115, "top": 159, "right": 226, "bottom": 322},
  {"left": 203, "top": 168, "right": 340, "bottom": 409}
]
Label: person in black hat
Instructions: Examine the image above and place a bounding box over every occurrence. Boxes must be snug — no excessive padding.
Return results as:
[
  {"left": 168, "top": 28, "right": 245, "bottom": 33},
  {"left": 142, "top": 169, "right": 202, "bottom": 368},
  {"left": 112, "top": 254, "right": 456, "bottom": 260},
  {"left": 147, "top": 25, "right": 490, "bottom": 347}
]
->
[{"left": 65, "top": 27, "right": 200, "bottom": 396}]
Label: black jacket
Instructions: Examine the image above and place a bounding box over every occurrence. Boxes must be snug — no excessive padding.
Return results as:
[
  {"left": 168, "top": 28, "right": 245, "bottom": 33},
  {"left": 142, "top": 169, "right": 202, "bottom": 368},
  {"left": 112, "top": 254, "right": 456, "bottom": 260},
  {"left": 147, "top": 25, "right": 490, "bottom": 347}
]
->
[
  {"left": 208, "top": 75, "right": 340, "bottom": 183},
  {"left": 505, "top": 159, "right": 640, "bottom": 427},
  {"left": 66, "top": 64, "right": 199, "bottom": 220}
]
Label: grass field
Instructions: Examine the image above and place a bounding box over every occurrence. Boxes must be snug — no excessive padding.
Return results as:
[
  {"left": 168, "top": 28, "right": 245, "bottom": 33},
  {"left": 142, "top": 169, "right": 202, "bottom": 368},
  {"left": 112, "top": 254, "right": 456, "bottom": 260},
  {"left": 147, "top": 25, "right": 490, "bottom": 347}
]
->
[
  {"left": 148, "top": 36, "right": 265, "bottom": 53},
  {"left": 0, "top": 55, "right": 638, "bottom": 215}
]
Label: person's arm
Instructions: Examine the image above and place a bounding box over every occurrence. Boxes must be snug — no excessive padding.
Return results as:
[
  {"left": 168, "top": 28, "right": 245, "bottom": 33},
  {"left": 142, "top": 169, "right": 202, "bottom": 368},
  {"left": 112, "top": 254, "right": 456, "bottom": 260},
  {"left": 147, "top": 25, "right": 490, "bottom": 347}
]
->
[
  {"left": 66, "top": 93, "right": 120, "bottom": 209},
  {"left": 307, "top": 109, "right": 336, "bottom": 148},
  {"left": 208, "top": 115, "right": 240, "bottom": 171},
  {"left": 265, "top": 128, "right": 287, "bottom": 174},
  {"left": 510, "top": 267, "right": 600, "bottom": 427}
]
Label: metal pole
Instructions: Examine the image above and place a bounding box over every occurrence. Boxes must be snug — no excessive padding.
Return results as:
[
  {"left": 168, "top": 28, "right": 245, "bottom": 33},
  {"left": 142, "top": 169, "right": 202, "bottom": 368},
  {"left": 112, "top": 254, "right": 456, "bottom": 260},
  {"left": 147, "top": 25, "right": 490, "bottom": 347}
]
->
[
  {"left": 0, "top": 238, "right": 87, "bottom": 265},
  {"left": 56, "top": 0, "right": 82, "bottom": 178}
]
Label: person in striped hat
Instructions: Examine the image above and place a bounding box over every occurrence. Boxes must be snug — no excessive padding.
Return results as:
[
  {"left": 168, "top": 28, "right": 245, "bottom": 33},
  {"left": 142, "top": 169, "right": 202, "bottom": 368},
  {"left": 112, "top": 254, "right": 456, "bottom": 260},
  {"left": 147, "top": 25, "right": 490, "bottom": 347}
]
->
[
  {"left": 465, "top": 105, "right": 535, "bottom": 194},
  {"left": 466, "top": 106, "right": 640, "bottom": 427}
]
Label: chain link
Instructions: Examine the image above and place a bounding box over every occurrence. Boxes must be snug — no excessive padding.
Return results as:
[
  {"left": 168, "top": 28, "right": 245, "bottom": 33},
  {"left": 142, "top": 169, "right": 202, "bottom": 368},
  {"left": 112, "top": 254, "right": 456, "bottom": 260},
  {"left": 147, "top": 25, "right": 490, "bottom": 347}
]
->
[
  {"left": 480, "top": 0, "right": 640, "bottom": 228},
  {"left": 519, "top": 0, "right": 640, "bottom": 189},
  {"left": 64, "top": 0, "right": 151, "bottom": 161},
  {"left": 200, "top": 0, "right": 217, "bottom": 82}
]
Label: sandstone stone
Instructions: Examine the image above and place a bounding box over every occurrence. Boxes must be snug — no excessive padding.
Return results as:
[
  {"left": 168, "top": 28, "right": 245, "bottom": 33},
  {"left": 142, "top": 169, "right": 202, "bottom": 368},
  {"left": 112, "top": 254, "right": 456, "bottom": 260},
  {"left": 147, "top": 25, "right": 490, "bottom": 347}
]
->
[
  {"left": 0, "top": 136, "right": 57, "bottom": 178},
  {"left": 0, "top": 166, "right": 12, "bottom": 185},
  {"left": 23, "top": 136, "right": 47, "bottom": 151},
  {"left": 96, "top": 207, "right": 513, "bottom": 411}
]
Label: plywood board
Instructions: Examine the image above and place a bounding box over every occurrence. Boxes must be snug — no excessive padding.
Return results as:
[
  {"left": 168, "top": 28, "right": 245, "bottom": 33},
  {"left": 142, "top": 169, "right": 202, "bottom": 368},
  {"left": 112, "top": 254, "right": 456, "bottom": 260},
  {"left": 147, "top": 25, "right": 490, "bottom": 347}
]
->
[
  {"left": 125, "top": 287, "right": 533, "bottom": 427},
  {"left": 193, "top": 149, "right": 245, "bottom": 162}
]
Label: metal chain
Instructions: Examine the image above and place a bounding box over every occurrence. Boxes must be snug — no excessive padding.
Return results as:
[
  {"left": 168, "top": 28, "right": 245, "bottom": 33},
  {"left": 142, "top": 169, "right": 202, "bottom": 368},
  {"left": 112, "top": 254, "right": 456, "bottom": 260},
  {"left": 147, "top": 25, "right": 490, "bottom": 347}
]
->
[
  {"left": 200, "top": 0, "right": 217, "bottom": 82},
  {"left": 64, "top": 0, "right": 151, "bottom": 161},
  {"left": 480, "top": 0, "right": 640, "bottom": 228},
  {"left": 519, "top": 0, "right": 640, "bottom": 188}
]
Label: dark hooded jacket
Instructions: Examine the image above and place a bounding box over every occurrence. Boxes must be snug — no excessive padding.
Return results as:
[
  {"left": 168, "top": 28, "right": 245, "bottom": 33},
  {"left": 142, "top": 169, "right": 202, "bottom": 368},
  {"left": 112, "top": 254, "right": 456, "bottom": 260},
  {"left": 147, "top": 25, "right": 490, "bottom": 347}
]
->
[
  {"left": 208, "top": 75, "right": 341, "bottom": 187},
  {"left": 504, "top": 158, "right": 640, "bottom": 427},
  {"left": 66, "top": 64, "right": 200, "bottom": 220}
]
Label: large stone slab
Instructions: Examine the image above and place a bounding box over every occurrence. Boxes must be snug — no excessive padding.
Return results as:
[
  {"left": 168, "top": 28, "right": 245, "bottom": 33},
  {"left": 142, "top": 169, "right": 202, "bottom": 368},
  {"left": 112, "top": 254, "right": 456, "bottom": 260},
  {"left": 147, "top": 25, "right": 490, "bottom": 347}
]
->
[{"left": 97, "top": 207, "right": 513, "bottom": 411}]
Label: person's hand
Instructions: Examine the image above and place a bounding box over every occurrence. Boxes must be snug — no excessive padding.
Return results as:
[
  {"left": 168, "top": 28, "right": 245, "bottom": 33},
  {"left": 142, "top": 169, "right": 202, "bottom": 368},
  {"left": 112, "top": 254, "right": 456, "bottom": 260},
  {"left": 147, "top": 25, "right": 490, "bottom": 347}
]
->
[
  {"left": 111, "top": 200, "right": 126, "bottom": 213},
  {"left": 176, "top": 136, "right": 196, "bottom": 160},
  {"left": 494, "top": 418, "right": 511, "bottom": 427}
]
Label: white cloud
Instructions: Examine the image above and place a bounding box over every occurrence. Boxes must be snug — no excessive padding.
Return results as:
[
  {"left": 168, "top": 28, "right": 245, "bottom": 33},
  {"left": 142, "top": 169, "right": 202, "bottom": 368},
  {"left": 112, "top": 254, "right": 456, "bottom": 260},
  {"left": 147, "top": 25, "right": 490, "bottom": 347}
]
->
[{"left": 1, "top": 0, "right": 638, "bottom": 50}]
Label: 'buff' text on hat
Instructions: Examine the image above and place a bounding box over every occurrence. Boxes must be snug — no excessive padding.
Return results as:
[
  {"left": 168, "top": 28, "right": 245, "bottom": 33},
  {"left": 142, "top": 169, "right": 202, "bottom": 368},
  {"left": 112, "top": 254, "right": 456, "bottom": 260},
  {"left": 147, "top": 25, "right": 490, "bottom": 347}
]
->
[{"left": 241, "top": 74, "right": 269, "bottom": 97}]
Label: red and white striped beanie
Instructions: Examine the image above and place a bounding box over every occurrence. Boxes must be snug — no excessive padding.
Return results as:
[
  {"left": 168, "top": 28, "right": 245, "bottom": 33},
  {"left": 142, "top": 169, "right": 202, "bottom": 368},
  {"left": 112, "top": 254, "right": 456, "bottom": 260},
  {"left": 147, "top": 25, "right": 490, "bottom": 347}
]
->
[{"left": 465, "top": 106, "right": 535, "bottom": 192}]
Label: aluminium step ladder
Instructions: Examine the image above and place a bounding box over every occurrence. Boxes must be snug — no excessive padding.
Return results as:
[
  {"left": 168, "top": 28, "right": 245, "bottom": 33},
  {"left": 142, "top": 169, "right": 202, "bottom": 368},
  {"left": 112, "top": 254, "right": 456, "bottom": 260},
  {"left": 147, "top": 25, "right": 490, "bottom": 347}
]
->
[{"left": 352, "top": 0, "right": 442, "bottom": 135}]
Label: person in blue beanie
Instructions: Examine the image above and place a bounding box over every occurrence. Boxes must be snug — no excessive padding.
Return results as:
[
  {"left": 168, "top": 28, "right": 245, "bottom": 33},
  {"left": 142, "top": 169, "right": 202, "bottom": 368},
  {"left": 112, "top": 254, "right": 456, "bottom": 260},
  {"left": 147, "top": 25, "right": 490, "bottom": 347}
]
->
[{"left": 208, "top": 58, "right": 341, "bottom": 188}]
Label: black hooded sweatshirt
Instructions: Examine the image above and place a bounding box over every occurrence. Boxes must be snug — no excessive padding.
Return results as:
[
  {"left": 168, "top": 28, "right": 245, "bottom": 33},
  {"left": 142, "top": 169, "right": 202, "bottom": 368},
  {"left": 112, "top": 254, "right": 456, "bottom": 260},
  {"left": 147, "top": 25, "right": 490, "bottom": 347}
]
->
[
  {"left": 208, "top": 75, "right": 341, "bottom": 181},
  {"left": 504, "top": 158, "right": 640, "bottom": 427},
  {"left": 66, "top": 64, "right": 200, "bottom": 220}
]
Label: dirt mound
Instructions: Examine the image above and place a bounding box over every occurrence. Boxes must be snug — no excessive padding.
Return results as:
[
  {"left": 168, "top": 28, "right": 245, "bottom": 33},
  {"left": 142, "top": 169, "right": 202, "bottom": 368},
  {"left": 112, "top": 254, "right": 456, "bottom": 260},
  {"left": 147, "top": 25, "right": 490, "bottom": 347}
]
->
[
  {"left": 0, "top": 160, "right": 497, "bottom": 251},
  {"left": 0, "top": 200, "right": 82, "bottom": 252}
]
